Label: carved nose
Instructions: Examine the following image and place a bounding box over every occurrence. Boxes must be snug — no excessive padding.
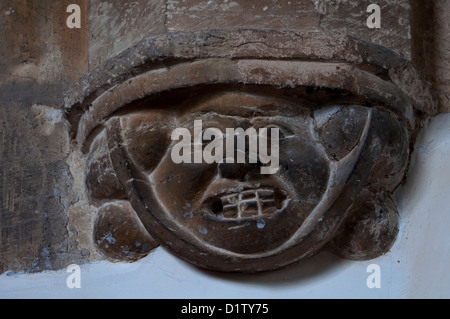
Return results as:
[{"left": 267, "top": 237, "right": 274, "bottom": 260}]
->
[{"left": 218, "top": 161, "right": 262, "bottom": 180}]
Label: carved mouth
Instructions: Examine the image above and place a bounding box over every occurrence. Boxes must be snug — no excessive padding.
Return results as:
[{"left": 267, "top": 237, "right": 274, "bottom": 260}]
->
[{"left": 206, "top": 188, "right": 288, "bottom": 221}]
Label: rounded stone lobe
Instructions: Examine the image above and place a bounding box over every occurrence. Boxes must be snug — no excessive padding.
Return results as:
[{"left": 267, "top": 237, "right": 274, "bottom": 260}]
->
[{"left": 93, "top": 201, "right": 159, "bottom": 262}]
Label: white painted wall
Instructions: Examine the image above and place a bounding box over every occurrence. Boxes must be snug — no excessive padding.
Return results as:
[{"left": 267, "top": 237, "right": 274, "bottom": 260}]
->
[{"left": 1, "top": 114, "right": 450, "bottom": 299}]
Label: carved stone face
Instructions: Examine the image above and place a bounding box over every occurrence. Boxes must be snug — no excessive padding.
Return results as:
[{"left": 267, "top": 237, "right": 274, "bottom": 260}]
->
[
  {"left": 145, "top": 92, "right": 332, "bottom": 255},
  {"left": 65, "top": 30, "right": 433, "bottom": 272},
  {"left": 88, "top": 86, "right": 408, "bottom": 271}
]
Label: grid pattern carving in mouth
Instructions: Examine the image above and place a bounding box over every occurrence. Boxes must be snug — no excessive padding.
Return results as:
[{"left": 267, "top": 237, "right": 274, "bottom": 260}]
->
[{"left": 211, "top": 189, "right": 286, "bottom": 220}]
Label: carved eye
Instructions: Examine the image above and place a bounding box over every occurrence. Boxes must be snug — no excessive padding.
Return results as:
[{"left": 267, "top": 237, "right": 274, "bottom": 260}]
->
[{"left": 313, "top": 106, "right": 371, "bottom": 161}]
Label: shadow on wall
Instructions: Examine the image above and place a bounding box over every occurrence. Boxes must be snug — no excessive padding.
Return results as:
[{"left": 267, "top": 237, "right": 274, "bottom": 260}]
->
[{"left": 164, "top": 248, "right": 347, "bottom": 287}]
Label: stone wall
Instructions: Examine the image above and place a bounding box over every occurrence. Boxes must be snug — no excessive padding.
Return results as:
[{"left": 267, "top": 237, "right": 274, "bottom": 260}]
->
[
  {"left": 0, "top": 0, "right": 448, "bottom": 274},
  {"left": 0, "top": 0, "right": 89, "bottom": 274}
]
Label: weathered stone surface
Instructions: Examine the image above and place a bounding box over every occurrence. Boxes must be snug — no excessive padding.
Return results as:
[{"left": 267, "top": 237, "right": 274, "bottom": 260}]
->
[
  {"left": 65, "top": 30, "right": 423, "bottom": 272},
  {"left": 327, "top": 190, "right": 400, "bottom": 260},
  {"left": 0, "top": 0, "right": 89, "bottom": 274},
  {"left": 316, "top": 0, "right": 411, "bottom": 58},
  {"left": 89, "top": 0, "right": 412, "bottom": 68},
  {"left": 410, "top": 0, "right": 450, "bottom": 113},
  {"left": 0, "top": 82, "right": 88, "bottom": 274},
  {"left": 85, "top": 130, "right": 124, "bottom": 201},
  {"left": 0, "top": 0, "right": 88, "bottom": 85},
  {"left": 93, "top": 201, "right": 159, "bottom": 262},
  {"left": 0, "top": 0, "right": 447, "bottom": 275},
  {"left": 86, "top": 0, "right": 447, "bottom": 112},
  {"left": 165, "top": 0, "right": 320, "bottom": 34},
  {"left": 89, "top": 0, "right": 166, "bottom": 69},
  {"left": 65, "top": 30, "right": 419, "bottom": 144}
]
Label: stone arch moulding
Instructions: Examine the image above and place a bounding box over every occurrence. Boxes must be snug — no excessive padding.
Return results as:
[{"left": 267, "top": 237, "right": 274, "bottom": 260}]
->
[{"left": 64, "top": 30, "right": 436, "bottom": 273}]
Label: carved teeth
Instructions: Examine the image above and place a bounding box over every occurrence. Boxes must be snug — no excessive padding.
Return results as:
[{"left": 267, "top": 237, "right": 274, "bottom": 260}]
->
[{"left": 216, "top": 189, "right": 283, "bottom": 220}]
